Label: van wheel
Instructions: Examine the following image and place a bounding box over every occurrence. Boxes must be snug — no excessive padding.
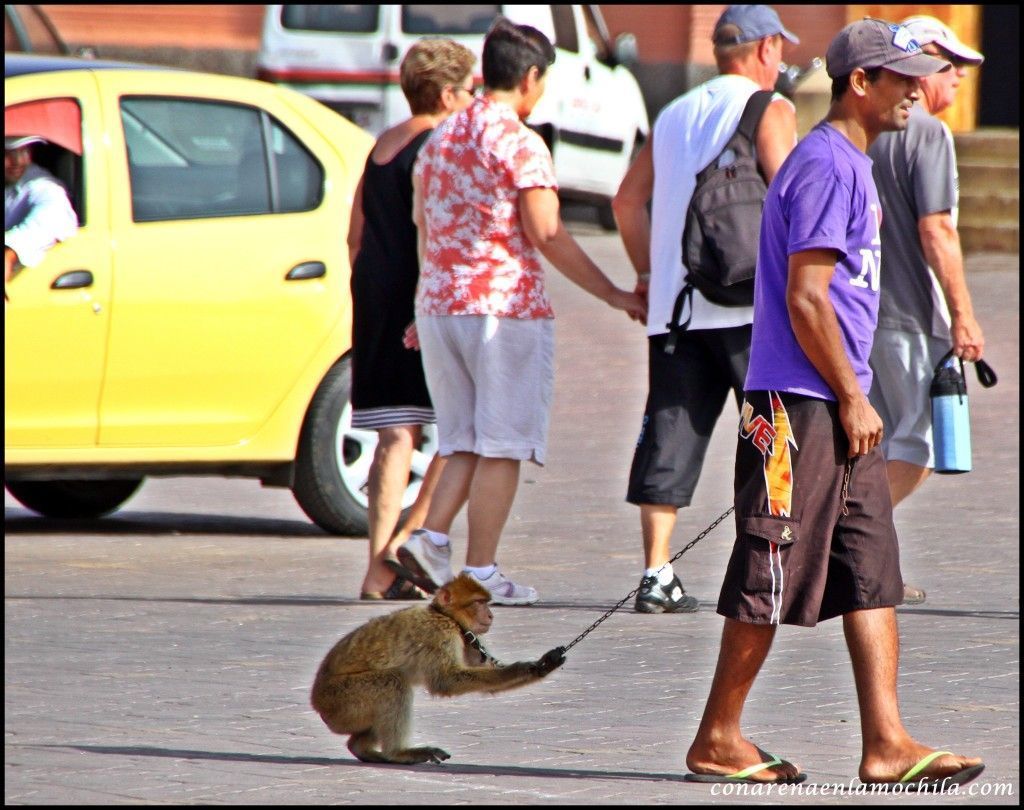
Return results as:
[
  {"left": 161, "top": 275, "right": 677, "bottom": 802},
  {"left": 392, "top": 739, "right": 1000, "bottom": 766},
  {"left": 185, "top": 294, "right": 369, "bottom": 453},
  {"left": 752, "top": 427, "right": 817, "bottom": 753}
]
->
[
  {"left": 291, "top": 357, "right": 438, "bottom": 536},
  {"left": 5, "top": 478, "right": 144, "bottom": 518}
]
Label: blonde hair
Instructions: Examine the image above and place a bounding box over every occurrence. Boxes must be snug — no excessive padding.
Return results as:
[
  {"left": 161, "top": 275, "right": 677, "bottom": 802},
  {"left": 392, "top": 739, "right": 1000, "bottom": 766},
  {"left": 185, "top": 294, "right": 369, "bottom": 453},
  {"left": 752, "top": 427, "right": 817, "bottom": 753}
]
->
[
  {"left": 400, "top": 38, "right": 476, "bottom": 115},
  {"left": 713, "top": 27, "right": 780, "bottom": 69}
]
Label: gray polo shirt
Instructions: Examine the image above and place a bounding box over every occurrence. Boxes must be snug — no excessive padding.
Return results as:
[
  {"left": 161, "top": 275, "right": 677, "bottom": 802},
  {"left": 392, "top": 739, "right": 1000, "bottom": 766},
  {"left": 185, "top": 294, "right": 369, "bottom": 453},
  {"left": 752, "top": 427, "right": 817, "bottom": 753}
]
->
[{"left": 868, "top": 103, "right": 957, "bottom": 339}]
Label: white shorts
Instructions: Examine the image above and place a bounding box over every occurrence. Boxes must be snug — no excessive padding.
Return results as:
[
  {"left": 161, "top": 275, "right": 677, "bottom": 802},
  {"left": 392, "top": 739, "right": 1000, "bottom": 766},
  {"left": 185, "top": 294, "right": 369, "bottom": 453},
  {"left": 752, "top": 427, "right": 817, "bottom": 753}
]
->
[
  {"left": 416, "top": 314, "right": 554, "bottom": 465},
  {"left": 868, "top": 327, "right": 951, "bottom": 468}
]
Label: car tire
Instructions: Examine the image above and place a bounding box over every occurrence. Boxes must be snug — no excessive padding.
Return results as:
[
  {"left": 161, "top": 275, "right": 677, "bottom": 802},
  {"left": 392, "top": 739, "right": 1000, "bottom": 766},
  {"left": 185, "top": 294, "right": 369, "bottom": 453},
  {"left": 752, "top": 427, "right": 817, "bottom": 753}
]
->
[
  {"left": 5, "top": 478, "right": 144, "bottom": 518},
  {"left": 291, "top": 357, "right": 438, "bottom": 536}
]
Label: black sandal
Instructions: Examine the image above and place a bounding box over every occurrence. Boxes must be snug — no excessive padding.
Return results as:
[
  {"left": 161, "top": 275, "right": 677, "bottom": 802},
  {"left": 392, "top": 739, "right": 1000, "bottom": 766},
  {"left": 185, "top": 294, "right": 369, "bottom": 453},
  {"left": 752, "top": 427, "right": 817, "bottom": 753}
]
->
[{"left": 360, "top": 576, "right": 425, "bottom": 601}]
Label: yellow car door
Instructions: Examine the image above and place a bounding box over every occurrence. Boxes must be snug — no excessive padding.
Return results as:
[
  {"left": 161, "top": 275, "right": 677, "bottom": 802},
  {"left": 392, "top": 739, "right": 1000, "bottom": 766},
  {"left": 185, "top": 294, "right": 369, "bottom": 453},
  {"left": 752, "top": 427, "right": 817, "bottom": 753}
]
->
[
  {"left": 4, "top": 73, "right": 113, "bottom": 448},
  {"left": 93, "top": 72, "right": 352, "bottom": 449}
]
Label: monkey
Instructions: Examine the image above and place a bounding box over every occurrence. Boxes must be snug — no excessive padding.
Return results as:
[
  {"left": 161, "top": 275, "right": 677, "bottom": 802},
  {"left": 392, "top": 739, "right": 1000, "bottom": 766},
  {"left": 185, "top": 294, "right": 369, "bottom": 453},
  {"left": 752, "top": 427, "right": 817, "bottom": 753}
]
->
[{"left": 310, "top": 572, "right": 566, "bottom": 764}]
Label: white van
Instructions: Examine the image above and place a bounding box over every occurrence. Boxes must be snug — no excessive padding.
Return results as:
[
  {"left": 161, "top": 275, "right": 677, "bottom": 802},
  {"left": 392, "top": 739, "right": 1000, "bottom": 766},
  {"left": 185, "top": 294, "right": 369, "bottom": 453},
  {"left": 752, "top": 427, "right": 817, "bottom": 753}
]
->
[{"left": 256, "top": 4, "right": 649, "bottom": 227}]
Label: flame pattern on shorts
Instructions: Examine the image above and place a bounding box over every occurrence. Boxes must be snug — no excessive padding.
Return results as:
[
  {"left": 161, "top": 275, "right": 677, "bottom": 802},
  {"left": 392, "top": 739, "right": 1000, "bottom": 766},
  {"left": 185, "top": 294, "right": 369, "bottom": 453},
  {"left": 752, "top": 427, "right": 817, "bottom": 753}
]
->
[{"left": 740, "top": 392, "right": 799, "bottom": 517}]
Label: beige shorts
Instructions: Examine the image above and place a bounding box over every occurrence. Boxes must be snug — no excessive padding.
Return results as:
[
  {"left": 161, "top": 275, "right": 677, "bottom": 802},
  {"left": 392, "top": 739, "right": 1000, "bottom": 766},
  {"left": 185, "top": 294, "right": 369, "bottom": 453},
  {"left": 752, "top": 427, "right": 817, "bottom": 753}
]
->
[{"left": 416, "top": 314, "right": 554, "bottom": 465}]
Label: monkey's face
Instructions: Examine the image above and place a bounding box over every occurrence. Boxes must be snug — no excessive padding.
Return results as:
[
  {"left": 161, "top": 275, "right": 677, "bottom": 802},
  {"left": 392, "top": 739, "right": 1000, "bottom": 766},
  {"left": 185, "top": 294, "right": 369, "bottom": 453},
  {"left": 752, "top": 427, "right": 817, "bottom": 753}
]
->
[{"left": 466, "top": 597, "right": 493, "bottom": 635}]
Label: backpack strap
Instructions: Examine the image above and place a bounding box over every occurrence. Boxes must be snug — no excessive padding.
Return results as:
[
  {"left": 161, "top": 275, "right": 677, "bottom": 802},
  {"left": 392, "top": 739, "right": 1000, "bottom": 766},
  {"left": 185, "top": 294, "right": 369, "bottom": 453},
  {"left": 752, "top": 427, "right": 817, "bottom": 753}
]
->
[
  {"left": 735, "top": 89, "right": 776, "bottom": 144},
  {"left": 663, "top": 280, "right": 694, "bottom": 354}
]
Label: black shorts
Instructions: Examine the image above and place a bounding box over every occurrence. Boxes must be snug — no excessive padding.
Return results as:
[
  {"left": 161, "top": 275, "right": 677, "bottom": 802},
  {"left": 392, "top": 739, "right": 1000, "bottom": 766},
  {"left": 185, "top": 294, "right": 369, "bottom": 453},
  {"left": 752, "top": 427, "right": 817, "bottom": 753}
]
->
[
  {"left": 717, "top": 391, "right": 904, "bottom": 627},
  {"left": 626, "top": 326, "right": 751, "bottom": 507}
]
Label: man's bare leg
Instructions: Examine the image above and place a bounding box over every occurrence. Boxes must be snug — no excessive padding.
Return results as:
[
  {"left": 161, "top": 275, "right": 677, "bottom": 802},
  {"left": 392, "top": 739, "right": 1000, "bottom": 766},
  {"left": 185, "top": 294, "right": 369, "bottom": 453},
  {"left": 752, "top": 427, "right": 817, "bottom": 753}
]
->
[
  {"left": 885, "top": 460, "right": 932, "bottom": 507},
  {"left": 686, "top": 618, "right": 803, "bottom": 781},
  {"left": 886, "top": 459, "right": 932, "bottom": 603},
  {"left": 640, "top": 503, "right": 677, "bottom": 570},
  {"left": 844, "top": 607, "right": 982, "bottom": 782}
]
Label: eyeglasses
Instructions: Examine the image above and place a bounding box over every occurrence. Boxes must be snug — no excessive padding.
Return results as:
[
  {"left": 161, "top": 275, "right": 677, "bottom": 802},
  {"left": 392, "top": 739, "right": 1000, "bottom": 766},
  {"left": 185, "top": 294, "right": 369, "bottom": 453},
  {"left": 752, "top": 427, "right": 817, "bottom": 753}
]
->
[
  {"left": 922, "top": 47, "right": 972, "bottom": 69},
  {"left": 452, "top": 85, "right": 477, "bottom": 96}
]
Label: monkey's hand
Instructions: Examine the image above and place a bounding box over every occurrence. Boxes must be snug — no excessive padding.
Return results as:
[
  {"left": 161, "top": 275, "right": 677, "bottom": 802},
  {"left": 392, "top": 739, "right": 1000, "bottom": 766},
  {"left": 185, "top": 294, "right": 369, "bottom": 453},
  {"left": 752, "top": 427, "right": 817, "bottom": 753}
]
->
[{"left": 534, "top": 646, "right": 567, "bottom": 677}]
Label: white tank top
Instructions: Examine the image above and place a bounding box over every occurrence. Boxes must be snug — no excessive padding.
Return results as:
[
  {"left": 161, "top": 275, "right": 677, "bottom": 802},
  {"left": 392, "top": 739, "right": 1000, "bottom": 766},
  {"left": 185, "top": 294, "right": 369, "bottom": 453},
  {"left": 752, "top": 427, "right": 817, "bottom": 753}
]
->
[{"left": 648, "top": 74, "right": 789, "bottom": 335}]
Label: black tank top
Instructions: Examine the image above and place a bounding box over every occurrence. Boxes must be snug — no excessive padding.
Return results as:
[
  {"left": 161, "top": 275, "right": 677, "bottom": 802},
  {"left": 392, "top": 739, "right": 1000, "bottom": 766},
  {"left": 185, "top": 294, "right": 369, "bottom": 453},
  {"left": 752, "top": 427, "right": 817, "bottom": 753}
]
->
[{"left": 352, "top": 128, "right": 433, "bottom": 295}]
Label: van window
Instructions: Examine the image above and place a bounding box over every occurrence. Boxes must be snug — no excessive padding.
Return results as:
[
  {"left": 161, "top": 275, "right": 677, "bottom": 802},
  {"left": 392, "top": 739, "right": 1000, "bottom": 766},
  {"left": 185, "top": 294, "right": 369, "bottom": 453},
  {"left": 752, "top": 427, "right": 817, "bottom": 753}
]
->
[
  {"left": 401, "top": 5, "right": 498, "bottom": 35},
  {"left": 121, "top": 98, "right": 323, "bottom": 222},
  {"left": 551, "top": 6, "right": 578, "bottom": 53},
  {"left": 281, "top": 5, "right": 379, "bottom": 34}
]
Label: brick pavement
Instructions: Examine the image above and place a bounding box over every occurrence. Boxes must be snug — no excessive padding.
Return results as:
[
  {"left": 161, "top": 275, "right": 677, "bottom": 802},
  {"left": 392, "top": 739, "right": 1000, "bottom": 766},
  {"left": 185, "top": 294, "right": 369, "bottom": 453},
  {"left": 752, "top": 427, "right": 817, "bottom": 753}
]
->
[{"left": 4, "top": 242, "right": 1018, "bottom": 805}]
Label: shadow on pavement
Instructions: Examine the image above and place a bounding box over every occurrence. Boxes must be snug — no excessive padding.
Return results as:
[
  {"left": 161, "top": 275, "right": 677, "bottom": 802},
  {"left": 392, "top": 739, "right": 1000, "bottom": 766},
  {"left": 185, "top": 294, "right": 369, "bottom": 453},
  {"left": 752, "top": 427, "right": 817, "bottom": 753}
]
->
[
  {"left": 3, "top": 509, "right": 328, "bottom": 538},
  {"left": 4, "top": 594, "right": 1017, "bottom": 621},
  {"left": 23, "top": 744, "right": 689, "bottom": 783}
]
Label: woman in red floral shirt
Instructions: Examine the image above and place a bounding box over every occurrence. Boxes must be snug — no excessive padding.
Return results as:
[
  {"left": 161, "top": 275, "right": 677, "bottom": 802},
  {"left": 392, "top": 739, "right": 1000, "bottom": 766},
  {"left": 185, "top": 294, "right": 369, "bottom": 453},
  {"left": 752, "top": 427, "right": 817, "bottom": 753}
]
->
[{"left": 386, "top": 19, "right": 646, "bottom": 605}]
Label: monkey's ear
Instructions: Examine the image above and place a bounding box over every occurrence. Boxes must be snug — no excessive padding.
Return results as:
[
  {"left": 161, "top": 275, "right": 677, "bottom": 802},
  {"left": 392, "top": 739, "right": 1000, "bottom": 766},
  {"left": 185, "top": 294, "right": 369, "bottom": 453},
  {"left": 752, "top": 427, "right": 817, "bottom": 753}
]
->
[{"left": 435, "top": 585, "right": 453, "bottom": 607}]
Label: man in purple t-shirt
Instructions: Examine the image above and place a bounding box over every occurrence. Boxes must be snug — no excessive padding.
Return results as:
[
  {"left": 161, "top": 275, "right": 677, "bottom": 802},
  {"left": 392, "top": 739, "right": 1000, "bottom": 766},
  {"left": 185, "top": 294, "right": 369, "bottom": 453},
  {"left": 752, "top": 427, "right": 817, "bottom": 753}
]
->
[{"left": 684, "top": 19, "right": 984, "bottom": 790}]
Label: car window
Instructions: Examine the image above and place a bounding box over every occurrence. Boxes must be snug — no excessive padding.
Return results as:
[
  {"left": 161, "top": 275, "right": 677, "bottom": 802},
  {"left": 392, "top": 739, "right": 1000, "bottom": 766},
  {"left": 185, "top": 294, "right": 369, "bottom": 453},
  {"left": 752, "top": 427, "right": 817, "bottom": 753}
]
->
[
  {"left": 5, "top": 97, "right": 85, "bottom": 223},
  {"left": 120, "top": 98, "right": 323, "bottom": 222},
  {"left": 270, "top": 119, "right": 324, "bottom": 213},
  {"left": 281, "top": 5, "right": 379, "bottom": 33},
  {"left": 401, "top": 5, "right": 498, "bottom": 35},
  {"left": 550, "top": 6, "right": 578, "bottom": 54}
]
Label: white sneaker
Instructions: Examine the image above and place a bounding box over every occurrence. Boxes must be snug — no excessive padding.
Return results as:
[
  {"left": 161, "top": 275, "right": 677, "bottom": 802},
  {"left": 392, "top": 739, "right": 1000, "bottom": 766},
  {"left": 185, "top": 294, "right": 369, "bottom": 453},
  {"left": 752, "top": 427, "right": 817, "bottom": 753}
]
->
[
  {"left": 393, "top": 530, "right": 453, "bottom": 593},
  {"left": 467, "top": 566, "right": 538, "bottom": 606}
]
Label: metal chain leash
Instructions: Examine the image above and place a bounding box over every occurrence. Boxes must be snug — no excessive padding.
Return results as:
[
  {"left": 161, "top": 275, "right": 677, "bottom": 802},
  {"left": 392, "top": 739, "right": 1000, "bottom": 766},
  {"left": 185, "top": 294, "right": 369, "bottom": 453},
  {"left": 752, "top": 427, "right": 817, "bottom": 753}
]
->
[{"left": 561, "top": 505, "right": 735, "bottom": 654}]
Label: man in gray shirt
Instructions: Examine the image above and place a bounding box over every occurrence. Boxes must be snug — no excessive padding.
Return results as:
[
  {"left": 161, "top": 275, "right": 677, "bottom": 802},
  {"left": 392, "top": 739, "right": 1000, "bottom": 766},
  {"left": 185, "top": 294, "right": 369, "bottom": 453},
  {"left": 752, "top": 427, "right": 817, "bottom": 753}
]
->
[{"left": 867, "top": 16, "right": 985, "bottom": 606}]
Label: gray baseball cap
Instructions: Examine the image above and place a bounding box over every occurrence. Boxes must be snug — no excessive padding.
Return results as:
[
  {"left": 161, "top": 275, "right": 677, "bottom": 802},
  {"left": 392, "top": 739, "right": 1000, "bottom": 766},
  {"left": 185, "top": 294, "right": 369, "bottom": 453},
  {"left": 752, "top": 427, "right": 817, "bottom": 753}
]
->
[
  {"left": 826, "top": 18, "right": 951, "bottom": 78},
  {"left": 713, "top": 5, "right": 799, "bottom": 46}
]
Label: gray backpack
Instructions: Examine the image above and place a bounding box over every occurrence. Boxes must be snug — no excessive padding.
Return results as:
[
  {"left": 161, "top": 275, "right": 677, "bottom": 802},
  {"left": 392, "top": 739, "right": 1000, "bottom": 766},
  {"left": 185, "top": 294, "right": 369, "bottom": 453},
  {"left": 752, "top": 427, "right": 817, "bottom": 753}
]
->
[{"left": 668, "top": 90, "right": 773, "bottom": 349}]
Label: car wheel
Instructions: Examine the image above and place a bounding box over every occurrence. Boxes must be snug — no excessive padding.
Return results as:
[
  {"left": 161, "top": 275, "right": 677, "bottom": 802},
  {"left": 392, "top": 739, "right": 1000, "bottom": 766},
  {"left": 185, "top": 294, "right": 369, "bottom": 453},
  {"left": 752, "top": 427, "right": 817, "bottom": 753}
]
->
[
  {"left": 292, "top": 357, "right": 439, "bottom": 536},
  {"left": 5, "top": 478, "right": 144, "bottom": 518}
]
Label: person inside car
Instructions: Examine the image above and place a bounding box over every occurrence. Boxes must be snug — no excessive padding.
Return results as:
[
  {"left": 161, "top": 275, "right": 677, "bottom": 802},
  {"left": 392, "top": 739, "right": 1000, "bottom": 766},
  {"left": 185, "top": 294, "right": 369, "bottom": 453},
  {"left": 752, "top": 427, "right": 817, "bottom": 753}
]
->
[{"left": 5, "top": 134, "right": 78, "bottom": 292}]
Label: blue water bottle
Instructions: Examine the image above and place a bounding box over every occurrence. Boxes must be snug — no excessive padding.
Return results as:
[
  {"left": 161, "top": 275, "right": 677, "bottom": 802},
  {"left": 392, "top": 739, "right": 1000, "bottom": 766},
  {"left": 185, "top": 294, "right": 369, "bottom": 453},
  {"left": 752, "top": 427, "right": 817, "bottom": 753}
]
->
[{"left": 930, "top": 350, "right": 971, "bottom": 474}]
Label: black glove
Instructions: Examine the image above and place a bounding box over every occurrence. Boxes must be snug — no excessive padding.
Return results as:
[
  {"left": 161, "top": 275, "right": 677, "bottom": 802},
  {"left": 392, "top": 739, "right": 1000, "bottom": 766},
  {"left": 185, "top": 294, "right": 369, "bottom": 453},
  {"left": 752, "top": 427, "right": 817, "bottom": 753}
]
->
[{"left": 535, "top": 646, "right": 567, "bottom": 676}]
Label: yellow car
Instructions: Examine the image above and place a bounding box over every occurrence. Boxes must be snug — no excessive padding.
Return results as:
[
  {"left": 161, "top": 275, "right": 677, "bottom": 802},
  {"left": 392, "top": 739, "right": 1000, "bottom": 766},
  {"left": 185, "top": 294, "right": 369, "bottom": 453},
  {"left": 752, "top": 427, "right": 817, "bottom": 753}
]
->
[{"left": 5, "top": 54, "right": 435, "bottom": 534}]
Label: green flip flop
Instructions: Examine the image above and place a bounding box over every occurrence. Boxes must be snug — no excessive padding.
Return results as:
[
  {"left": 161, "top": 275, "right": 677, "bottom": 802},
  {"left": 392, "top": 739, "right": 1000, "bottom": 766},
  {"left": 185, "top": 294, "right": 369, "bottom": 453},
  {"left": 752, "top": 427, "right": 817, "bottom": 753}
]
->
[
  {"left": 685, "top": 747, "right": 807, "bottom": 784},
  {"left": 864, "top": 750, "right": 986, "bottom": 792}
]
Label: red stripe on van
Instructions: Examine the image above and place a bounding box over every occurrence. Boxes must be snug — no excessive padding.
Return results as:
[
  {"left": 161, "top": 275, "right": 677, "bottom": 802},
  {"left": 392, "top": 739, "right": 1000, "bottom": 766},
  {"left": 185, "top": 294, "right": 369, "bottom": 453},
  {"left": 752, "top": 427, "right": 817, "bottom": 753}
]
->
[{"left": 256, "top": 67, "right": 400, "bottom": 85}]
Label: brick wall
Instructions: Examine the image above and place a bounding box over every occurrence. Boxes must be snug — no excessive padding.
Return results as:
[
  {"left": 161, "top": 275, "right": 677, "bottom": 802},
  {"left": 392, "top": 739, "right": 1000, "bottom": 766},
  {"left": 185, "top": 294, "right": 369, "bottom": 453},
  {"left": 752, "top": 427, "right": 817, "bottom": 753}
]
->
[{"left": 37, "top": 4, "right": 985, "bottom": 128}]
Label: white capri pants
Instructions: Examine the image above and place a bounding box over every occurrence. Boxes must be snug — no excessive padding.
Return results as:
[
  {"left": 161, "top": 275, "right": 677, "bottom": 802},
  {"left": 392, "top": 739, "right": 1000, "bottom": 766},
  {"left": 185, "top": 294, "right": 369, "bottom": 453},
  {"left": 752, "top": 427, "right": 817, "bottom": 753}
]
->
[{"left": 416, "top": 314, "right": 554, "bottom": 465}]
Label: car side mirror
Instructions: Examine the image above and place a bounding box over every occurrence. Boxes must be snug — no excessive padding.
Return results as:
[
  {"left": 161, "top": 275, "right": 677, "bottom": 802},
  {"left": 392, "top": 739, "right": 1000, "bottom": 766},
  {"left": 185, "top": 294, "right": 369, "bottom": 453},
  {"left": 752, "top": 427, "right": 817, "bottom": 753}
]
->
[{"left": 613, "top": 33, "right": 639, "bottom": 68}]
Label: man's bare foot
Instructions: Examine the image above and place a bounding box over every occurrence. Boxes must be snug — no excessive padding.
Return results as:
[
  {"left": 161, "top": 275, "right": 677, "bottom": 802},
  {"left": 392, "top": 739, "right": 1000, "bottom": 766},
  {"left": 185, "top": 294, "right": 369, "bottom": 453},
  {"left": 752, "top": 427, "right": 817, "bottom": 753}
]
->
[{"left": 686, "top": 736, "right": 804, "bottom": 783}]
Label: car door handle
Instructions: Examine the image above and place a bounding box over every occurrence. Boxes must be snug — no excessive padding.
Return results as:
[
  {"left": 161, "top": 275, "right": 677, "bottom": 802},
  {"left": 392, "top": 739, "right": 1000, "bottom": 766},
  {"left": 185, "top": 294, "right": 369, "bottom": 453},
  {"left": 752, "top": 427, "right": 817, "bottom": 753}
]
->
[
  {"left": 51, "top": 270, "right": 94, "bottom": 289},
  {"left": 286, "top": 261, "right": 326, "bottom": 281}
]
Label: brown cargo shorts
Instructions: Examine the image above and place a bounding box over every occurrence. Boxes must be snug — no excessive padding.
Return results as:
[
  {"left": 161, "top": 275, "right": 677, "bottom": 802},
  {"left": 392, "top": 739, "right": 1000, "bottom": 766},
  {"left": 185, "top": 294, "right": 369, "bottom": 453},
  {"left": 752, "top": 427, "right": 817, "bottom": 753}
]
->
[{"left": 717, "top": 391, "right": 904, "bottom": 627}]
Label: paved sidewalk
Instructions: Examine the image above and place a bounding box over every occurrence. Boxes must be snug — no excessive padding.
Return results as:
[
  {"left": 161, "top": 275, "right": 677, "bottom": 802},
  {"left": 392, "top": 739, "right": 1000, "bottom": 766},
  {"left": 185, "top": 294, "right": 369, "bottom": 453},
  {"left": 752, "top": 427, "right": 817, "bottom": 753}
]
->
[{"left": 5, "top": 245, "right": 1018, "bottom": 805}]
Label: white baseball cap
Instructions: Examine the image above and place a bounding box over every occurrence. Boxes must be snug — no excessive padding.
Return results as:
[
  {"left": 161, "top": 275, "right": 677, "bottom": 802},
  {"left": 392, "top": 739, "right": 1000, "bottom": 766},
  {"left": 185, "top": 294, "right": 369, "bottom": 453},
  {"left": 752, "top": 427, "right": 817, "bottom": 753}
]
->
[
  {"left": 5, "top": 135, "right": 47, "bottom": 150},
  {"left": 901, "top": 15, "right": 984, "bottom": 65}
]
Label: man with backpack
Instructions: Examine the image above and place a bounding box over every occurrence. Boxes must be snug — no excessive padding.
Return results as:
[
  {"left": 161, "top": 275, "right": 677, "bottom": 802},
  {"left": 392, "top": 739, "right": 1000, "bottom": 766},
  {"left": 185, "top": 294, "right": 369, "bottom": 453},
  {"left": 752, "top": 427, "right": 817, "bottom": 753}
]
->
[{"left": 612, "top": 5, "right": 799, "bottom": 613}]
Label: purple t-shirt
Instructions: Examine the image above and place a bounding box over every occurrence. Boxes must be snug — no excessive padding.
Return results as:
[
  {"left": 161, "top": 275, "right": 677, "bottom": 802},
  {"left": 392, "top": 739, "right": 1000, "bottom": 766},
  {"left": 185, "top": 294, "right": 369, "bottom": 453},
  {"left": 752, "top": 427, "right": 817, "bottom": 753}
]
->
[{"left": 746, "top": 122, "right": 883, "bottom": 401}]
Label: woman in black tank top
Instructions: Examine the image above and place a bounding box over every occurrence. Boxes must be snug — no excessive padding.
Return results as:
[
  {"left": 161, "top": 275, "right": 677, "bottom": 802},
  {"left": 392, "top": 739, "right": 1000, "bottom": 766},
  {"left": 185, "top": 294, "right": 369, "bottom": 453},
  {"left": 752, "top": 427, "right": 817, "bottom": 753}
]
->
[{"left": 349, "top": 39, "right": 476, "bottom": 600}]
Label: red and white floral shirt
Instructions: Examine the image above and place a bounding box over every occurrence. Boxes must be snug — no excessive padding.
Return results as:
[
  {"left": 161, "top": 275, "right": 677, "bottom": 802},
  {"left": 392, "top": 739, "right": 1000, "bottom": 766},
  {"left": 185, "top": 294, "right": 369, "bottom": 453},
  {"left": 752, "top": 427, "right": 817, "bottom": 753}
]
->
[{"left": 414, "top": 96, "right": 558, "bottom": 319}]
